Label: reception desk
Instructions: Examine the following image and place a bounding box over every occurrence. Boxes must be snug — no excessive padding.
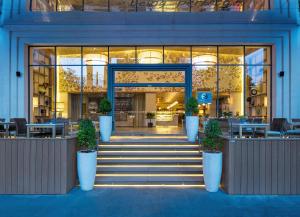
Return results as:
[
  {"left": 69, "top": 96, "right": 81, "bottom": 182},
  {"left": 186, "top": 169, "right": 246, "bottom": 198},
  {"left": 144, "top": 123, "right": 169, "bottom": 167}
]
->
[{"left": 156, "top": 112, "right": 179, "bottom": 126}]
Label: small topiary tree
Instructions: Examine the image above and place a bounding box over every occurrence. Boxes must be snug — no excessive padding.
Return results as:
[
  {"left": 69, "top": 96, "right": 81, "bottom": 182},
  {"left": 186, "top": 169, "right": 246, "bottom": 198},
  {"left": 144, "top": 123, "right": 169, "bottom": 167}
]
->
[
  {"left": 203, "top": 120, "right": 222, "bottom": 152},
  {"left": 185, "top": 97, "right": 199, "bottom": 116},
  {"left": 99, "top": 98, "right": 112, "bottom": 115},
  {"left": 77, "top": 119, "right": 97, "bottom": 152},
  {"left": 146, "top": 112, "right": 155, "bottom": 127}
]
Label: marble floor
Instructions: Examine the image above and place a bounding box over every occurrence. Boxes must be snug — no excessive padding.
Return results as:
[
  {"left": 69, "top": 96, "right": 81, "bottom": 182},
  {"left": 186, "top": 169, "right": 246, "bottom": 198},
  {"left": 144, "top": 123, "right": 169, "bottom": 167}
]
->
[{"left": 115, "top": 126, "right": 185, "bottom": 136}]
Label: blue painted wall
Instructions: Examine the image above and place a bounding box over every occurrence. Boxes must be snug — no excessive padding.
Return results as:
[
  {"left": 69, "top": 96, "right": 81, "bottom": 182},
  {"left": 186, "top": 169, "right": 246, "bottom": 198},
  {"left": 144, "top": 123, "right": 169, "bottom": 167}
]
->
[{"left": 0, "top": 0, "right": 300, "bottom": 120}]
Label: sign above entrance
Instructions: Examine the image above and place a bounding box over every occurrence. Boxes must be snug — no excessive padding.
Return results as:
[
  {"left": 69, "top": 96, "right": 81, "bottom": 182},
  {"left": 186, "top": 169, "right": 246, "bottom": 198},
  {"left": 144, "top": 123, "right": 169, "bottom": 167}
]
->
[{"left": 197, "top": 92, "right": 212, "bottom": 104}]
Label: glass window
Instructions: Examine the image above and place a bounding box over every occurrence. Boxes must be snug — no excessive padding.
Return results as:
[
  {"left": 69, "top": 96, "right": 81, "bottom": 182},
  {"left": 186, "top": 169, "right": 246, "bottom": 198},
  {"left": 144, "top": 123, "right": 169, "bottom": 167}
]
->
[
  {"left": 164, "top": 46, "right": 191, "bottom": 64},
  {"left": 245, "top": 46, "right": 271, "bottom": 65},
  {"left": 57, "top": 0, "right": 83, "bottom": 11},
  {"left": 192, "top": 66, "right": 217, "bottom": 117},
  {"left": 83, "top": 66, "right": 107, "bottom": 91},
  {"left": 109, "top": 0, "right": 136, "bottom": 12},
  {"left": 162, "top": 0, "right": 190, "bottom": 12},
  {"left": 31, "top": 0, "right": 56, "bottom": 11},
  {"left": 57, "top": 47, "right": 82, "bottom": 65},
  {"left": 245, "top": 66, "right": 270, "bottom": 118},
  {"left": 30, "top": 47, "right": 55, "bottom": 65},
  {"left": 83, "top": 47, "right": 108, "bottom": 65},
  {"left": 219, "top": 46, "right": 244, "bottom": 65},
  {"left": 109, "top": 47, "right": 136, "bottom": 64},
  {"left": 218, "top": 66, "right": 244, "bottom": 117},
  {"left": 191, "top": 0, "right": 216, "bottom": 12},
  {"left": 192, "top": 46, "right": 217, "bottom": 65},
  {"left": 217, "top": 0, "right": 243, "bottom": 11},
  {"left": 244, "top": 0, "right": 269, "bottom": 10},
  {"left": 137, "top": 0, "right": 163, "bottom": 12},
  {"left": 84, "top": 0, "right": 108, "bottom": 11},
  {"left": 137, "top": 47, "right": 163, "bottom": 64},
  {"left": 56, "top": 65, "right": 81, "bottom": 120},
  {"left": 30, "top": 66, "right": 55, "bottom": 123}
]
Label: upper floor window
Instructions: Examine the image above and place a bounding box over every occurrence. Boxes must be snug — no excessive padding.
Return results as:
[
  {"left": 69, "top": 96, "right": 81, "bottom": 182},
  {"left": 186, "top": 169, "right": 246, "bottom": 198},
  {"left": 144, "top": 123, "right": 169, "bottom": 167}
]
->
[{"left": 30, "top": 0, "right": 270, "bottom": 12}]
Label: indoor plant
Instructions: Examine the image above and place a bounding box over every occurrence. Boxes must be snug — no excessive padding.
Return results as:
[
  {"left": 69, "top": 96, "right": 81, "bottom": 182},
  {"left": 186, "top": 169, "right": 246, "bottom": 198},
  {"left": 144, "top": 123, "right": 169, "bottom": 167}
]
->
[
  {"left": 77, "top": 119, "right": 97, "bottom": 191},
  {"left": 202, "top": 120, "right": 223, "bottom": 192},
  {"left": 146, "top": 112, "right": 155, "bottom": 127},
  {"left": 99, "top": 98, "right": 112, "bottom": 142},
  {"left": 185, "top": 97, "right": 199, "bottom": 142}
]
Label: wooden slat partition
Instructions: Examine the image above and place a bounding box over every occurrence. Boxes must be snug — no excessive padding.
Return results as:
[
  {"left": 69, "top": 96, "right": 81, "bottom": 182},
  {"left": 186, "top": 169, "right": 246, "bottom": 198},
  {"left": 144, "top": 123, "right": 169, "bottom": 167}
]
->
[
  {"left": 221, "top": 137, "right": 300, "bottom": 195},
  {"left": 0, "top": 137, "right": 77, "bottom": 194}
]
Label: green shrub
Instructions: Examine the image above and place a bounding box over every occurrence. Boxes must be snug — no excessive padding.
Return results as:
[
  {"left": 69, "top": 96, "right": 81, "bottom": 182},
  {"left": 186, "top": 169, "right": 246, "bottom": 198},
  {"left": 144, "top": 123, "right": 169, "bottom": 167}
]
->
[
  {"left": 185, "top": 97, "right": 199, "bottom": 116},
  {"left": 203, "top": 120, "right": 222, "bottom": 152},
  {"left": 146, "top": 112, "right": 155, "bottom": 119},
  {"left": 77, "top": 119, "right": 97, "bottom": 151},
  {"left": 99, "top": 98, "right": 112, "bottom": 115}
]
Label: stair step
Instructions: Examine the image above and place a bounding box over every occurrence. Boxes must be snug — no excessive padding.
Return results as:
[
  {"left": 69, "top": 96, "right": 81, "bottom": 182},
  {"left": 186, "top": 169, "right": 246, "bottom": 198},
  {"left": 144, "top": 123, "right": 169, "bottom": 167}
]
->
[
  {"left": 94, "top": 181, "right": 204, "bottom": 188},
  {"left": 98, "top": 150, "right": 201, "bottom": 156},
  {"left": 97, "top": 164, "right": 203, "bottom": 172},
  {"left": 98, "top": 144, "right": 199, "bottom": 149},
  {"left": 95, "top": 172, "right": 203, "bottom": 182},
  {"left": 97, "top": 156, "right": 202, "bottom": 163}
]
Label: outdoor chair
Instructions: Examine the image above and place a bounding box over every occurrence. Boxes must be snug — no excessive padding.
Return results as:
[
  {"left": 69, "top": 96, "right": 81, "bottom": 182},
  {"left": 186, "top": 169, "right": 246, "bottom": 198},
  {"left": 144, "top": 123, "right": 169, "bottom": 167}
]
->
[
  {"left": 286, "top": 119, "right": 300, "bottom": 137},
  {"left": 0, "top": 118, "right": 5, "bottom": 137},
  {"left": 10, "top": 118, "right": 27, "bottom": 137},
  {"left": 261, "top": 118, "right": 291, "bottom": 137}
]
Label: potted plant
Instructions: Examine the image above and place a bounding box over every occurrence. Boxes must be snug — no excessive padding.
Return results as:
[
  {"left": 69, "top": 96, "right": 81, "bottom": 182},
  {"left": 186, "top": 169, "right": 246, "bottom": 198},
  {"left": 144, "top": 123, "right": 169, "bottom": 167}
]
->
[
  {"left": 99, "top": 98, "right": 112, "bottom": 142},
  {"left": 202, "top": 120, "right": 223, "bottom": 192},
  {"left": 185, "top": 97, "right": 199, "bottom": 142},
  {"left": 77, "top": 119, "right": 97, "bottom": 191},
  {"left": 146, "top": 112, "right": 155, "bottom": 128}
]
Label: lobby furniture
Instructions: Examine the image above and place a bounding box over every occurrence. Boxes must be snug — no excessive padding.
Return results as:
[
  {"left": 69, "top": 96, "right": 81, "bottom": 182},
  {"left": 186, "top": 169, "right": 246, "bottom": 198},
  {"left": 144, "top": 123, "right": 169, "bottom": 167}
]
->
[{"left": 26, "top": 123, "right": 66, "bottom": 138}]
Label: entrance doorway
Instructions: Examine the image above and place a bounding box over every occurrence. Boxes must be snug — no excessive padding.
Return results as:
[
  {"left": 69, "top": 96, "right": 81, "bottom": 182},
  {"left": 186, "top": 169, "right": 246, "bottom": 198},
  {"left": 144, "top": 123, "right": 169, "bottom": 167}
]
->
[
  {"left": 107, "top": 64, "right": 192, "bottom": 135},
  {"left": 114, "top": 87, "right": 185, "bottom": 135}
]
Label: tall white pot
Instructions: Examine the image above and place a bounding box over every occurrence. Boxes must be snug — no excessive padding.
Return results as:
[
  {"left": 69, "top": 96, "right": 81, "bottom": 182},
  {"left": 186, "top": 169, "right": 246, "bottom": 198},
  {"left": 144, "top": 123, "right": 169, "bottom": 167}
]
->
[
  {"left": 99, "top": 115, "right": 112, "bottom": 142},
  {"left": 203, "top": 152, "right": 222, "bottom": 192},
  {"left": 186, "top": 116, "right": 199, "bottom": 142},
  {"left": 77, "top": 151, "right": 97, "bottom": 191}
]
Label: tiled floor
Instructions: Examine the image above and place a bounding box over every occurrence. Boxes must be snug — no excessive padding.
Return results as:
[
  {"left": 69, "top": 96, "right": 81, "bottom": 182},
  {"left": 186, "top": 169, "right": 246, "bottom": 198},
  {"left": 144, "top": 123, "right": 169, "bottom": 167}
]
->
[
  {"left": 1, "top": 188, "right": 300, "bottom": 217},
  {"left": 115, "top": 126, "right": 184, "bottom": 135}
]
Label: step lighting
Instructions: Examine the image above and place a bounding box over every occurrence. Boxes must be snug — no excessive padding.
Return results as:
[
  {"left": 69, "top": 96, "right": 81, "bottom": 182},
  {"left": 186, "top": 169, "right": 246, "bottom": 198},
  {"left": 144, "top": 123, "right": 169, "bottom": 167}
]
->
[
  {"left": 96, "top": 174, "right": 203, "bottom": 177},
  {"left": 94, "top": 184, "right": 205, "bottom": 188},
  {"left": 97, "top": 165, "right": 202, "bottom": 168},
  {"left": 98, "top": 145, "right": 199, "bottom": 148},
  {"left": 97, "top": 157, "right": 202, "bottom": 160},
  {"left": 98, "top": 150, "right": 199, "bottom": 153},
  {"left": 111, "top": 136, "right": 187, "bottom": 139}
]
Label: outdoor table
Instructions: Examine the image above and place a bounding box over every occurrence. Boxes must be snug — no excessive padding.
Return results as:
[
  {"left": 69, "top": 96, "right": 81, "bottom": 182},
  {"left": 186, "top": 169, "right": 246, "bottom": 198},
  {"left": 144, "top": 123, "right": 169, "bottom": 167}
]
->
[
  {"left": 26, "top": 123, "right": 65, "bottom": 138},
  {"left": 0, "top": 122, "right": 15, "bottom": 138},
  {"left": 291, "top": 122, "right": 300, "bottom": 129},
  {"left": 231, "top": 123, "right": 270, "bottom": 138}
]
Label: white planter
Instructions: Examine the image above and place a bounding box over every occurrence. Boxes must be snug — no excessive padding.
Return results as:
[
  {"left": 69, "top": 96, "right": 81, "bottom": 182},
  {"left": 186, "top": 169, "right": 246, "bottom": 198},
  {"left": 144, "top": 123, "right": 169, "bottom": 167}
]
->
[
  {"left": 77, "top": 151, "right": 97, "bottom": 191},
  {"left": 99, "top": 115, "right": 112, "bottom": 142},
  {"left": 186, "top": 116, "right": 199, "bottom": 142},
  {"left": 203, "top": 151, "right": 223, "bottom": 192}
]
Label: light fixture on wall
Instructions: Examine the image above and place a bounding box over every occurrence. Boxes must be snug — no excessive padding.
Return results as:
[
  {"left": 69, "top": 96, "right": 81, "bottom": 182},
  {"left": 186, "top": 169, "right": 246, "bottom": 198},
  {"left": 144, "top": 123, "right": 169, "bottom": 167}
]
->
[
  {"left": 193, "top": 54, "right": 217, "bottom": 70},
  {"left": 85, "top": 54, "right": 108, "bottom": 65},
  {"left": 138, "top": 50, "right": 163, "bottom": 64},
  {"left": 167, "top": 101, "right": 179, "bottom": 110}
]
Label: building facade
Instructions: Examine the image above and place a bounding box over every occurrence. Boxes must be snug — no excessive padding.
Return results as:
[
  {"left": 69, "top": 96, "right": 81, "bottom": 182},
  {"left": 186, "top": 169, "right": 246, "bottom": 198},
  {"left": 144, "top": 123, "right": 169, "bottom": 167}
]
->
[{"left": 0, "top": 1, "right": 300, "bottom": 129}]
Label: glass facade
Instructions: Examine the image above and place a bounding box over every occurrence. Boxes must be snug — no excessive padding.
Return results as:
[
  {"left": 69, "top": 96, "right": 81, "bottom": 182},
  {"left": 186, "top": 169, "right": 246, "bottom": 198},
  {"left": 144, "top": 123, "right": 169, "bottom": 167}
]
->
[
  {"left": 29, "top": 45, "right": 271, "bottom": 122},
  {"left": 30, "top": 0, "right": 270, "bottom": 12}
]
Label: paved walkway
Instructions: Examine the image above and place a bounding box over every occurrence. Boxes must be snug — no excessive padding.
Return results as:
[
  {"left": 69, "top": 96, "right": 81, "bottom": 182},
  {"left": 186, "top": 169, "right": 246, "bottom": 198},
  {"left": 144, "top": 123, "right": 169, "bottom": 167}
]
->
[{"left": 1, "top": 188, "right": 300, "bottom": 217}]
